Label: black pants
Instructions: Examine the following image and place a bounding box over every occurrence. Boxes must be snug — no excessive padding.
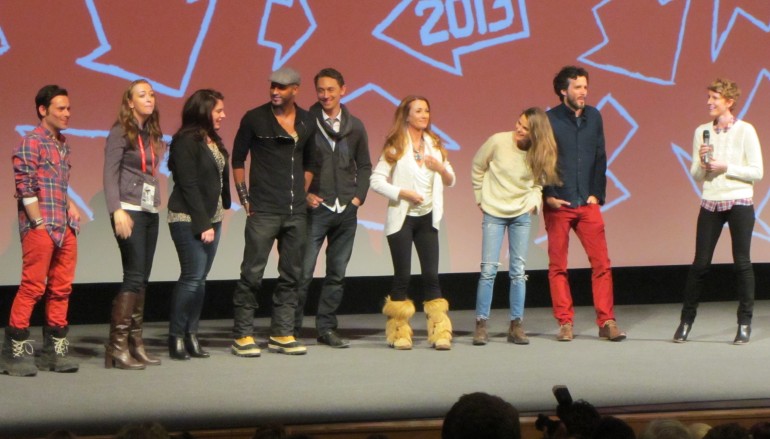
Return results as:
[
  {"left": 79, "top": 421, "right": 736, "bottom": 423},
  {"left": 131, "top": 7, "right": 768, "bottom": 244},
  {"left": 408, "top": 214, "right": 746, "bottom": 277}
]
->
[
  {"left": 386, "top": 212, "right": 442, "bottom": 301},
  {"left": 681, "top": 205, "right": 755, "bottom": 325},
  {"left": 112, "top": 211, "right": 159, "bottom": 293}
]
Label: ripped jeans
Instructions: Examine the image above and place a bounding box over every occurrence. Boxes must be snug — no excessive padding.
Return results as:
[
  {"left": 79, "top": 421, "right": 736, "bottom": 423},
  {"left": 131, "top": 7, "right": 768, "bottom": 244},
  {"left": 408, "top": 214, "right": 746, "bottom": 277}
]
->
[{"left": 475, "top": 212, "right": 531, "bottom": 321}]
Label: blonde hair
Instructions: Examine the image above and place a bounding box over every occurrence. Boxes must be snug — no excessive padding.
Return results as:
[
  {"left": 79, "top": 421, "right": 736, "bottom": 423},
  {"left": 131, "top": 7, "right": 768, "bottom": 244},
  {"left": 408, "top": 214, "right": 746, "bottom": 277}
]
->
[
  {"left": 707, "top": 77, "right": 740, "bottom": 111},
  {"left": 522, "top": 107, "right": 561, "bottom": 186},
  {"left": 382, "top": 95, "right": 447, "bottom": 164}
]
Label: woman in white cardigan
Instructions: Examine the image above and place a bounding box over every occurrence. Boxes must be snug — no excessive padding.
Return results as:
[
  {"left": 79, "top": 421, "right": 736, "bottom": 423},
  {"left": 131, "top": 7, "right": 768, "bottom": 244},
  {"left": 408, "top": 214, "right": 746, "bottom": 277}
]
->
[
  {"left": 370, "top": 96, "right": 456, "bottom": 350},
  {"left": 674, "top": 78, "right": 763, "bottom": 344}
]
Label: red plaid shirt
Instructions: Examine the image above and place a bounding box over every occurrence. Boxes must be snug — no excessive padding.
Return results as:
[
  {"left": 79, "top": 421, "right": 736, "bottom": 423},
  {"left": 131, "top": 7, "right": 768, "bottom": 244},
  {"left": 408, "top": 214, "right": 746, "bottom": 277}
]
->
[{"left": 13, "top": 125, "right": 79, "bottom": 247}]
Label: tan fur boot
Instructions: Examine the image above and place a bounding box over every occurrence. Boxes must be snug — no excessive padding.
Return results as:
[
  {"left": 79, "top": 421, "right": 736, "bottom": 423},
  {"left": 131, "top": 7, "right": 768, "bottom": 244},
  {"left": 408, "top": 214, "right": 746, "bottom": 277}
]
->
[
  {"left": 424, "top": 298, "right": 452, "bottom": 350},
  {"left": 382, "top": 296, "right": 415, "bottom": 350}
]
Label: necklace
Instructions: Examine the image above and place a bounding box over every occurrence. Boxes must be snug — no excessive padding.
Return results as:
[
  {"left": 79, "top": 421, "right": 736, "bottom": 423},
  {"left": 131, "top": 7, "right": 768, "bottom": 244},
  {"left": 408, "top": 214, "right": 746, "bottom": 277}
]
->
[{"left": 413, "top": 138, "right": 423, "bottom": 161}]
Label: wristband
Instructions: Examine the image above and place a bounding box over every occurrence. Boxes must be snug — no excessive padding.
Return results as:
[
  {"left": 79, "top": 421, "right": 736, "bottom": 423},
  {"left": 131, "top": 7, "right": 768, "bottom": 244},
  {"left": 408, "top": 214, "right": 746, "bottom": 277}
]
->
[
  {"left": 31, "top": 217, "right": 44, "bottom": 228},
  {"left": 236, "top": 182, "right": 250, "bottom": 206}
]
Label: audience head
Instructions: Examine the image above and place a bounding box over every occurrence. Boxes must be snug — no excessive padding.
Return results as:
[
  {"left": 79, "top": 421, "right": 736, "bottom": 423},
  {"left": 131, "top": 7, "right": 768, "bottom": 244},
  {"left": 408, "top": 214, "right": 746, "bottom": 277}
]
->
[
  {"left": 689, "top": 423, "right": 712, "bottom": 439},
  {"left": 639, "top": 419, "right": 691, "bottom": 439},
  {"left": 592, "top": 416, "right": 635, "bottom": 439},
  {"left": 557, "top": 399, "right": 600, "bottom": 439},
  {"left": 442, "top": 392, "right": 520, "bottom": 439},
  {"left": 115, "top": 422, "right": 170, "bottom": 439},
  {"left": 750, "top": 421, "right": 770, "bottom": 439},
  {"left": 703, "top": 423, "right": 749, "bottom": 439}
]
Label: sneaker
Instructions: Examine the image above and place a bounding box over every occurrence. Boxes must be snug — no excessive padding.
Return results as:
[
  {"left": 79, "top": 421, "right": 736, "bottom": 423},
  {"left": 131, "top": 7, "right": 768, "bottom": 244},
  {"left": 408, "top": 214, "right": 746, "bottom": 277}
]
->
[
  {"left": 268, "top": 336, "right": 307, "bottom": 355},
  {"left": 317, "top": 330, "right": 350, "bottom": 348},
  {"left": 557, "top": 323, "right": 573, "bottom": 342},
  {"left": 598, "top": 320, "right": 627, "bottom": 341},
  {"left": 231, "top": 336, "right": 261, "bottom": 357}
]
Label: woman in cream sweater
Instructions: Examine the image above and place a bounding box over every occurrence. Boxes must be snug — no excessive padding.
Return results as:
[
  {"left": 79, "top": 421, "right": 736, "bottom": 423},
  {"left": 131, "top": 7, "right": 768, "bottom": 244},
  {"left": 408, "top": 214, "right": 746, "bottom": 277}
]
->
[
  {"left": 471, "top": 107, "right": 561, "bottom": 346},
  {"left": 674, "top": 78, "right": 763, "bottom": 344},
  {"left": 370, "top": 95, "right": 456, "bottom": 350}
]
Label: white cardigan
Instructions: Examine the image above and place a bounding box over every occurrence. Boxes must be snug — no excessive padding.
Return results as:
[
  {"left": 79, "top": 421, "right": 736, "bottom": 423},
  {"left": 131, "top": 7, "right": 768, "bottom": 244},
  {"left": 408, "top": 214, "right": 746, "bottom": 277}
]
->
[{"left": 370, "top": 134, "right": 456, "bottom": 236}]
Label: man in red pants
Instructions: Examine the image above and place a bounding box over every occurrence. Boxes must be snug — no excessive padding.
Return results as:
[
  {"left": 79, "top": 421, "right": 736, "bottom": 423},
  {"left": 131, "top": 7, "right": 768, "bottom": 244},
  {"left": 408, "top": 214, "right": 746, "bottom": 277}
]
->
[
  {"left": 544, "top": 66, "right": 626, "bottom": 342},
  {"left": 1, "top": 85, "right": 80, "bottom": 377}
]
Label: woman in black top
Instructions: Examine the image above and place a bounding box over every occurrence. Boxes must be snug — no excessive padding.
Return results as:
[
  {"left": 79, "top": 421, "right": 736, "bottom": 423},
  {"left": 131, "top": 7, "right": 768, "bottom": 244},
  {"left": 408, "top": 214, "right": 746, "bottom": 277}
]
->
[{"left": 166, "top": 89, "right": 230, "bottom": 360}]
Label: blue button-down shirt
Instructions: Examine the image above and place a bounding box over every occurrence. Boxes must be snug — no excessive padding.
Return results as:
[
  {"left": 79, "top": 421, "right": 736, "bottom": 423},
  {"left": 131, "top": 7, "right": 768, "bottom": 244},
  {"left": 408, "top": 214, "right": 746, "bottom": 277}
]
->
[{"left": 544, "top": 103, "right": 607, "bottom": 207}]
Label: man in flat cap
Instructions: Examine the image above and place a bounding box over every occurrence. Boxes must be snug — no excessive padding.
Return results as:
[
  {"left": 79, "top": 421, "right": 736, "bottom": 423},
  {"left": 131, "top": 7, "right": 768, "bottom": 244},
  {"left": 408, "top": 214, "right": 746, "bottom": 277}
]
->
[{"left": 230, "top": 67, "right": 316, "bottom": 356}]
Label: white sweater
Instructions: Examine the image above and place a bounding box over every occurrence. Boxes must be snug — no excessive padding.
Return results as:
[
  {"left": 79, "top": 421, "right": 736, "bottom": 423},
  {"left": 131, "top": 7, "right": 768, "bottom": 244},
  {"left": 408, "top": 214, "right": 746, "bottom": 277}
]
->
[
  {"left": 370, "top": 134, "right": 456, "bottom": 236},
  {"left": 471, "top": 131, "right": 542, "bottom": 218},
  {"left": 690, "top": 120, "right": 763, "bottom": 201}
]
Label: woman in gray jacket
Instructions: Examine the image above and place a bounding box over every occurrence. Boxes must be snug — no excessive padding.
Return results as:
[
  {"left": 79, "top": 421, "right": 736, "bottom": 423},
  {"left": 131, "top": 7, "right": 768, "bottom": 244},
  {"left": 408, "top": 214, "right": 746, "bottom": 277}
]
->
[{"left": 103, "top": 79, "right": 165, "bottom": 369}]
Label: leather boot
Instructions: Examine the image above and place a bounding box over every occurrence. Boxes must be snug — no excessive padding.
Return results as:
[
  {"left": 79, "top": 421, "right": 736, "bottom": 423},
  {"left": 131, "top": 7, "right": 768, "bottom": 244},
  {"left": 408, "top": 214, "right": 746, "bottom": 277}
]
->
[
  {"left": 382, "top": 296, "right": 415, "bottom": 350},
  {"left": 673, "top": 321, "right": 692, "bottom": 343},
  {"left": 184, "top": 333, "right": 210, "bottom": 358},
  {"left": 168, "top": 336, "right": 190, "bottom": 360},
  {"left": 734, "top": 324, "right": 751, "bottom": 345},
  {"left": 105, "top": 292, "right": 145, "bottom": 370},
  {"left": 129, "top": 288, "right": 161, "bottom": 366},
  {"left": 0, "top": 327, "right": 37, "bottom": 377},
  {"left": 507, "top": 319, "right": 529, "bottom": 345},
  {"left": 472, "top": 319, "right": 488, "bottom": 346},
  {"left": 424, "top": 298, "right": 452, "bottom": 350},
  {"left": 37, "top": 325, "right": 79, "bottom": 372}
]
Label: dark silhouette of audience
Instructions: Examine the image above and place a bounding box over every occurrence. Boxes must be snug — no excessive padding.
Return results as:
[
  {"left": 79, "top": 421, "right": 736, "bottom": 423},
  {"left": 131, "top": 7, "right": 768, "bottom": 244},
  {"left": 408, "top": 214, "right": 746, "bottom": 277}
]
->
[
  {"left": 592, "top": 416, "right": 635, "bottom": 439},
  {"left": 703, "top": 423, "right": 750, "bottom": 439},
  {"left": 442, "top": 392, "right": 521, "bottom": 439}
]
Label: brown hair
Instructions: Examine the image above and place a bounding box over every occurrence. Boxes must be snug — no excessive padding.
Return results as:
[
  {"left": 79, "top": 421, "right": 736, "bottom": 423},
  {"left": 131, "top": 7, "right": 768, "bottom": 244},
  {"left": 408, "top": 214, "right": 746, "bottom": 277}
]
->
[
  {"left": 522, "top": 107, "right": 561, "bottom": 186},
  {"left": 116, "top": 79, "right": 164, "bottom": 156}
]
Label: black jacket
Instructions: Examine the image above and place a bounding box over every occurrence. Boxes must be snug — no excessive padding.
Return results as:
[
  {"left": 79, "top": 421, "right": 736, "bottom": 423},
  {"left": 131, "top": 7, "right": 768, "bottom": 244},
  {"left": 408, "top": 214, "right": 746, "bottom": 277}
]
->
[
  {"left": 167, "top": 132, "right": 231, "bottom": 235},
  {"left": 306, "top": 102, "right": 371, "bottom": 206},
  {"left": 232, "top": 102, "right": 315, "bottom": 214}
]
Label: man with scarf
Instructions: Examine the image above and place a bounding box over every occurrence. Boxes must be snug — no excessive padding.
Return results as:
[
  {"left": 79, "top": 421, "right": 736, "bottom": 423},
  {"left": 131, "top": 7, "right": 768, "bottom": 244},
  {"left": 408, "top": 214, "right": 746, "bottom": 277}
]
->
[{"left": 295, "top": 68, "right": 372, "bottom": 348}]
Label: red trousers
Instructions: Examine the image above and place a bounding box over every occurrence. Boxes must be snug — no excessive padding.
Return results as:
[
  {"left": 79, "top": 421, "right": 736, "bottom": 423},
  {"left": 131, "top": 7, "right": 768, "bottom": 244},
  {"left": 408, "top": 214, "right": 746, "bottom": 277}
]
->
[
  {"left": 9, "top": 227, "right": 77, "bottom": 329},
  {"left": 544, "top": 204, "right": 614, "bottom": 327}
]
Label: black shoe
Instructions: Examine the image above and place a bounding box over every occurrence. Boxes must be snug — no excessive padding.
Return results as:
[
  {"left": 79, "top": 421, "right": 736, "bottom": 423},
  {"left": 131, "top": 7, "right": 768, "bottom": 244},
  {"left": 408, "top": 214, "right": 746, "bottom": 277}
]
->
[
  {"left": 168, "top": 336, "right": 190, "bottom": 360},
  {"left": 184, "top": 333, "right": 210, "bottom": 358},
  {"left": 734, "top": 324, "right": 751, "bottom": 345},
  {"left": 673, "top": 322, "right": 692, "bottom": 343},
  {"left": 317, "top": 330, "right": 350, "bottom": 349}
]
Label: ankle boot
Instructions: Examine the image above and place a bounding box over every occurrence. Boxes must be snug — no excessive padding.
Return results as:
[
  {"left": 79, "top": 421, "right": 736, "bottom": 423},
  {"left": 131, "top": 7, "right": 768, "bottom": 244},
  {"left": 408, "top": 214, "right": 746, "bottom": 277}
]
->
[
  {"left": 734, "top": 324, "right": 751, "bottom": 345},
  {"left": 184, "top": 333, "right": 210, "bottom": 358},
  {"left": 472, "top": 319, "right": 488, "bottom": 346},
  {"left": 424, "top": 298, "right": 452, "bottom": 350},
  {"left": 105, "top": 292, "right": 145, "bottom": 370},
  {"left": 382, "top": 296, "right": 415, "bottom": 350},
  {"left": 128, "top": 288, "right": 161, "bottom": 366},
  {"left": 507, "top": 319, "right": 529, "bottom": 345},
  {"left": 37, "top": 325, "right": 79, "bottom": 372},
  {"left": 673, "top": 321, "right": 692, "bottom": 343},
  {"left": 168, "top": 336, "right": 190, "bottom": 360},
  {"left": 0, "top": 327, "right": 37, "bottom": 377}
]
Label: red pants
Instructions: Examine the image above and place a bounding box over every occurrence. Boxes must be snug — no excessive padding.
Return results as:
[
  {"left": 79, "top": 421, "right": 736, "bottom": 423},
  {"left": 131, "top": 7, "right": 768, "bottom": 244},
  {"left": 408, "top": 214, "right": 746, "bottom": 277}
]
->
[
  {"left": 544, "top": 204, "right": 614, "bottom": 327},
  {"left": 9, "top": 227, "right": 77, "bottom": 329}
]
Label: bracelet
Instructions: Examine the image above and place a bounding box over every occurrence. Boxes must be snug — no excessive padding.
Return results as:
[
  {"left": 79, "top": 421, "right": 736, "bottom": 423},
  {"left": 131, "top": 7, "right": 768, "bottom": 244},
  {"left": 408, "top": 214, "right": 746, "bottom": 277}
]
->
[
  {"left": 236, "top": 182, "right": 250, "bottom": 206},
  {"left": 31, "top": 217, "right": 44, "bottom": 228}
]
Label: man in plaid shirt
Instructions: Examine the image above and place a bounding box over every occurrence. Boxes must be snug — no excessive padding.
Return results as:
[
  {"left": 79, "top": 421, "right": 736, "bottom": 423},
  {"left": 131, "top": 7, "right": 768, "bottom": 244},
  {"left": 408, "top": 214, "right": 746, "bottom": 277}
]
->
[{"left": 1, "top": 85, "right": 80, "bottom": 377}]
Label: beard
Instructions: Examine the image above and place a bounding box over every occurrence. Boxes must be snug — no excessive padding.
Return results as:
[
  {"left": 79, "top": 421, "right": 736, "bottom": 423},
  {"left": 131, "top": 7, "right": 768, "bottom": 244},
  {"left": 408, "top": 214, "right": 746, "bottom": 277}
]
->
[{"left": 566, "top": 95, "right": 585, "bottom": 112}]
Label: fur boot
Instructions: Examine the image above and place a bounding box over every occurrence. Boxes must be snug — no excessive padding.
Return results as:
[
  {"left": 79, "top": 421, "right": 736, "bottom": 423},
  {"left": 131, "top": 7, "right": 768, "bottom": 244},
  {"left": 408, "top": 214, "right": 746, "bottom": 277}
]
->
[
  {"left": 424, "top": 298, "right": 452, "bottom": 350},
  {"left": 382, "top": 296, "right": 415, "bottom": 350}
]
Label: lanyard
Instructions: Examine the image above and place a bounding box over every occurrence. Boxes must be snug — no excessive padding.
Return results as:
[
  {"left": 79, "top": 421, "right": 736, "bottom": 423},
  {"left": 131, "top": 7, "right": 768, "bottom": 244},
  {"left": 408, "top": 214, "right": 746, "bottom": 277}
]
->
[{"left": 137, "top": 135, "right": 155, "bottom": 177}]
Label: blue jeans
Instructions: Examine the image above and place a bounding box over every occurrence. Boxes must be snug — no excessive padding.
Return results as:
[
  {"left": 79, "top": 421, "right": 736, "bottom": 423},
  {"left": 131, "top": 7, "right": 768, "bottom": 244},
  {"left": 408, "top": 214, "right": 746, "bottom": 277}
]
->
[
  {"left": 168, "top": 221, "right": 221, "bottom": 337},
  {"left": 296, "top": 205, "right": 358, "bottom": 334},
  {"left": 112, "top": 211, "right": 159, "bottom": 293},
  {"left": 475, "top": 212, "right": 531, "bottom": 321},
  {"left": 232, "top": 211, "right": 306, "bottom": 338}
]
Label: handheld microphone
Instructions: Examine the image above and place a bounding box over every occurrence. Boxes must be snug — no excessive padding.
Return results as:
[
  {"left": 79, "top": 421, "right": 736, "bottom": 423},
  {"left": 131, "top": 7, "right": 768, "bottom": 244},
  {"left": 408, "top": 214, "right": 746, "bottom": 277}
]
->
[{"left": 702, "top": 130, "right": 711, "bottom": 164}]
